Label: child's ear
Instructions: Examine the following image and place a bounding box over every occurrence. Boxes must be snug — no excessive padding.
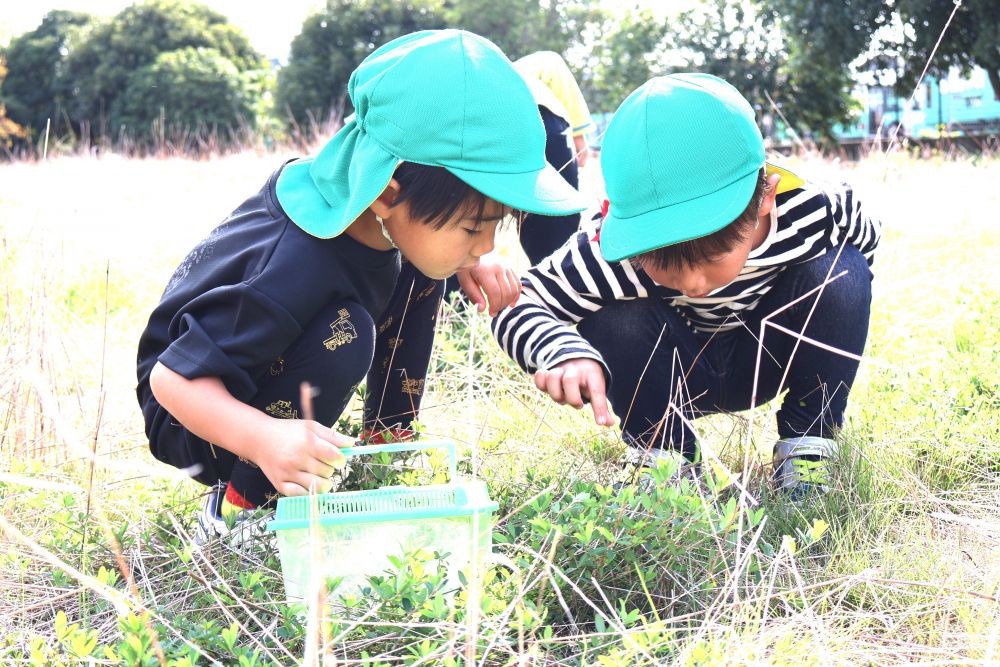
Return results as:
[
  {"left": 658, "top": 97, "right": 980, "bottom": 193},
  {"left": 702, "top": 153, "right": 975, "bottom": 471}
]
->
[
  {"left": 758, "top": 172, "right": 782, "bottom": 219},
  {"left": 368, "top": 178, "right": 401, "bottom": 219}
]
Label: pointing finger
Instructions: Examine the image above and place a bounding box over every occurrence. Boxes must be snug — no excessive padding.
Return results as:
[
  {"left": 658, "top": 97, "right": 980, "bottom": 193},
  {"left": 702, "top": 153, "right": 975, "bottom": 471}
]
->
[{"left": 585, "top": 379, "right": 613, "bottom": 426}]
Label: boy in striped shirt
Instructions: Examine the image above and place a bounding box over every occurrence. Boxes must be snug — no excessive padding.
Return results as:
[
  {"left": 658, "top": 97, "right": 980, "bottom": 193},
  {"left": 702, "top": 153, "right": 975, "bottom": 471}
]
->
[{"left": 492, "top": 74, "right": 880, "bottom": 497}]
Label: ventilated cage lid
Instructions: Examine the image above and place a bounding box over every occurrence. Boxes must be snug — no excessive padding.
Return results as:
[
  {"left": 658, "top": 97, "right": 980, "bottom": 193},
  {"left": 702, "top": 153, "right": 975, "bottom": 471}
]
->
[{"left": 267, "top": 480, "right": 498, "bottom": 531}]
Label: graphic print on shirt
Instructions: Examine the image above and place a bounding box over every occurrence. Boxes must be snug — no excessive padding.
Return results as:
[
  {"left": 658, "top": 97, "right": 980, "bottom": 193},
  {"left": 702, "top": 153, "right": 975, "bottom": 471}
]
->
[
  {"left": 264, "top": 399, "right": 298, "bottom": 419},
  {"left": 324, "top": 308, "right": 359, "bottom": 351},
  {"left": 401, "top": 378, "right": 425, "bottom": 395},
  {"left": 163, "top": 224, "right": 228, "bottom": 294},
  {"left": 416, "top": 283, "right": 437, "bottom": 301}
]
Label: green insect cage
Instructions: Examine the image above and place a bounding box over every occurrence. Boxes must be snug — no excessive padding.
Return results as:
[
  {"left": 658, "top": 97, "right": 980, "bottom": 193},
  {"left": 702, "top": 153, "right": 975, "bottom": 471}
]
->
[{"left": 267, "top": 440, "right": 498, "bottom": 601}]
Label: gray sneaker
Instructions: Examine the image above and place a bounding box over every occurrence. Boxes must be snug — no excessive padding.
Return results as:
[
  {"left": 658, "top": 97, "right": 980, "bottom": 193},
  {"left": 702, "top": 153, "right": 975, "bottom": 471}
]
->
[
  {"left": 617, "top": 446, "right": 701, "bottom": 490},
  {"left": 193, "top": 484, "right": 228, "bottom": 547},
  {"left": 772, "top": 436, "right": 838, "bottom": 500},
  {"left": 193, "top": 485, "right": 272, "bottom": 551}
]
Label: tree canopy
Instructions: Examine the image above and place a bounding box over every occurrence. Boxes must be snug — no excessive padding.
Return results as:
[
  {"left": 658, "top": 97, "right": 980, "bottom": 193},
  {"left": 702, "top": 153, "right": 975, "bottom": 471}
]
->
[
  {"left": 0, "top": 56, "right": 28, "bottom": 150},
  {"left": 1, "top": 10, "right": 93, "bottom": 140},
  {"left": 114, "top": 46, "right": 260, "bottom": 146},
  {"left": 56, "top": 0, "right": 266, "bottom": 147},
  {"left": 275, "top": 0, "right": 448, "bottom": 134},
  {"left": 576, "top": 7, "right": 668, "bottom": 115},
  {"left": 763, "top": 0, "right": 1000, "bottom": 140},
  {"left": 1, "top": 1, "right": 305, "bottom": 150},
  {"left": 888, "top": 0, "right": 1000, "bottom": 101},
  {"left": 274, "top": 0, "right": 612, "bottom": 133},
  {"left": 671, "top": 0, "right": 782, "bottom": 120}
]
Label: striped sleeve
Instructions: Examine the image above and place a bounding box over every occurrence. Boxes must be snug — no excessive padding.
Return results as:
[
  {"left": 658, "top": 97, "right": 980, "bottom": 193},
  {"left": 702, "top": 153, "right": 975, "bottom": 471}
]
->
[
  {"left": 766, "top": 183, "right": 882, "bottom": 269},
  {"left": 492, "top": 231, "right": 649, "bottom": 374},
  {"left": 826, "top": 183, "right": 881, "bottom": 266}
]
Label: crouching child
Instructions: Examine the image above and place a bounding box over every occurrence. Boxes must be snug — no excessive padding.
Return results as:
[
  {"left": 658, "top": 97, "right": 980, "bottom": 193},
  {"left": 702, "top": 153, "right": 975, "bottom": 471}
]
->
[
  {"left": 492, "top": 74, "right": 881, "bottom": 498},
  {"left": 136, "top": 30, "right": 585, "bottom": 542}
]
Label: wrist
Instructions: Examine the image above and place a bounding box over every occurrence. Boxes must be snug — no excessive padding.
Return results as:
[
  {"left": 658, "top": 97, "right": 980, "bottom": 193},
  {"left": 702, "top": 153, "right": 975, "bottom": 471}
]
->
[{"left": 214, "top": 405, "right": 276, "bottom": 464}]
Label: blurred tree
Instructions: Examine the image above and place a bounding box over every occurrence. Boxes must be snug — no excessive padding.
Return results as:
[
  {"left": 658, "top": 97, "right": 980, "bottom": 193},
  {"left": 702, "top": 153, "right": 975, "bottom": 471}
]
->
[
  {"left": 63, "top": 0, "right": 266, "bottom": 144},
  {"left": 577, "top": 7, "right": 668, "bottom": 114},
  {"left": 443, "top": 0, "right": 602, "bottom": 61},
  {"left": 114, "top": 47, "right": 259, "bottom": 147},
  {"left": 275, "top": 0, "right": 447, "bottom": 135},
  {"left": 672, "top": 0, "right": 783, "bottom": 116},
  {"left": 0, "top": 10, "right": 93, "bottom": 141},
  {"left": 762, "top": 0, "right": 886, "bottom": 143},
  {"left": 275, "top": 0, "right": 607, "bottom": 134},
  {"left": 763, "top": 0, "right": 1000, "bottom": 140},
  {"left": 889, "top": 0, "right": 1000, "bottom": 101},
  {"left": 0, "top": 56, "right": 29, "bottom": 151}
]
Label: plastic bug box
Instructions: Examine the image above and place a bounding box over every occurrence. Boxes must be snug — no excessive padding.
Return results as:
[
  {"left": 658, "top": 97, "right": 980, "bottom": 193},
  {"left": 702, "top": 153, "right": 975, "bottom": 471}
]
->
[{"left": 267, "top": 440, "right": 497, "bottom": 601}]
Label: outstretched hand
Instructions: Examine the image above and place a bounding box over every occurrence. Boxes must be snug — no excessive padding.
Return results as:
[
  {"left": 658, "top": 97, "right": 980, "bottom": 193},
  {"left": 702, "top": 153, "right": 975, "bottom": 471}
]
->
[
  {"left": 533, "top": 358, "right": 614, "bottom": 427},
  {"left": 456, "top": 255, "right": 522, "bottom": 317}
]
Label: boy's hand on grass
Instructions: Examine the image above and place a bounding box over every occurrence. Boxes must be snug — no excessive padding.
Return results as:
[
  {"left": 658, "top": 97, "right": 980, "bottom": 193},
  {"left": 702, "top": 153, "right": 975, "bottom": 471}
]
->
[
  {"left": 253, "top": 419, "right": 354, "bottom": 496},
  {"left": 456, "top": 255, "right": 521, "bottom": 317},
  {"left": 534, "top": 359, "right": 614, "bottom": 427}
]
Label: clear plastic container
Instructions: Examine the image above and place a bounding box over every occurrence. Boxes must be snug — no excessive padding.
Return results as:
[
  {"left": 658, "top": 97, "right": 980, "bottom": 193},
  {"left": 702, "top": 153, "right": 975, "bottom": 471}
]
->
[{"left": 266, "top": 440, "right": 497, "bottom": 601}]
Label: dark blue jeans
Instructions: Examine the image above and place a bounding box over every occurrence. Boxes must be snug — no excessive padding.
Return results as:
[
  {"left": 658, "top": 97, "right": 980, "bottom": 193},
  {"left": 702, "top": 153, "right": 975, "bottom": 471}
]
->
[{"left": 577, "top": 245, "right": 873, "bottom": 458}]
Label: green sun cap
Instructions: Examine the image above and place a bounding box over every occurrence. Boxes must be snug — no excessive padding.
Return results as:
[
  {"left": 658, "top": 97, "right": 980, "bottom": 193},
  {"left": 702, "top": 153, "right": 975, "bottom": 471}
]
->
[
  {"left": 276, "top": 29, "right": 586, "bottom": 238},
  {"left": 598, "top": 73, "right": 766, "bottom": 263}
]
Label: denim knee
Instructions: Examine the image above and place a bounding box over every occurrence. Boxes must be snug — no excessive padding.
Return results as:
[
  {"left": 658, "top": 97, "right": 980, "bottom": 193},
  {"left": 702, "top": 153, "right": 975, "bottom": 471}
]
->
[
  {"left": 578, "top": 299, "right": 675, "bottom": 354},
  {"left": 783, "top": 244, "right": 872, "bottom": 317},
  {"left": 758, "top": 245, "right": 873, "bottom": 439},
  {"left": 578, "top": 300, "right": 703, "bottom": 439}
]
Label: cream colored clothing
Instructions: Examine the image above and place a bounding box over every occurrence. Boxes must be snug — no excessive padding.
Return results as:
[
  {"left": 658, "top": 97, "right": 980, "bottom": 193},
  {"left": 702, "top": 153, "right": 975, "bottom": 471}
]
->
[{"left": 514, "top": 51, "right": 592, "bottom": 137}]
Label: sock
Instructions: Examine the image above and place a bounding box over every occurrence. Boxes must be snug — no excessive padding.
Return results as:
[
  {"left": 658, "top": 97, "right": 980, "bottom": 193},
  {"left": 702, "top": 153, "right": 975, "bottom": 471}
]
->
[
  {"left": 360, "top": 425, "right": 416, "bottom": 444},
  {"left": 224, "top": 483, "right": 256, "bottom": 518}
]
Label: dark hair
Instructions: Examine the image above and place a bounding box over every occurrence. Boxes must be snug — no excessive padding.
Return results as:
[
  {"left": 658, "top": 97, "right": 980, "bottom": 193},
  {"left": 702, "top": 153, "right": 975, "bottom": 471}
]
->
[
  {"left": 391, "top": 162, "right": 522, "bottom": 230},
  {"left": 635, "top": 167, "right": 769, "bottom": 271}
]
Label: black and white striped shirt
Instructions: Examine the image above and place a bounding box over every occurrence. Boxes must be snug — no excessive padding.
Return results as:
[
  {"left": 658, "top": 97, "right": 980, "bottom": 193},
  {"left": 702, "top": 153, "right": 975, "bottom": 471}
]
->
[{"left": 492, "top": 181, "right": 880, "bottom": 374}]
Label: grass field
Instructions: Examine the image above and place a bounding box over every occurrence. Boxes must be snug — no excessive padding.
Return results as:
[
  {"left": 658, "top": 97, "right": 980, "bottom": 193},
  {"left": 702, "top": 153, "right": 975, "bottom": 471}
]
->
[{"left": 1, "top": 150, "right": 998, "bottom": 665}]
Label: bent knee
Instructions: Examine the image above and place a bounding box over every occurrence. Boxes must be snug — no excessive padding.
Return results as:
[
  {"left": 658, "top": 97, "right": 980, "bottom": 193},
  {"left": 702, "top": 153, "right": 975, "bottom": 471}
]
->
[{"left": 796, "top": 246, "right": 872, "bottom": 312}]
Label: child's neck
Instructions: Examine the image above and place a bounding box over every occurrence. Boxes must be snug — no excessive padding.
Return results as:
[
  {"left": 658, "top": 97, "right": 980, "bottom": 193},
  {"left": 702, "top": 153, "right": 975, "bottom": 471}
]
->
[{"left": 345, "top": 211, "right": 395, "bottom": 251}]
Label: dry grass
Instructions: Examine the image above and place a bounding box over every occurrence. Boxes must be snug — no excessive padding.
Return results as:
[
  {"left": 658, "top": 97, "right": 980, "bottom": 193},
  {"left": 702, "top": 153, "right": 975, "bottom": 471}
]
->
[{"left": 1, "top": 149, "right": 998, "bottom": 665}]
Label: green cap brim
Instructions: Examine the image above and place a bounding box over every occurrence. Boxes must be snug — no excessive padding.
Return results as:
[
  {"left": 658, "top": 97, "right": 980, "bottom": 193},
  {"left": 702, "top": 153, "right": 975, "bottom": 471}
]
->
[
  {"left": 276, "top": 133, "right": 587, "bottom": 238},
  {"left": 447, "top": 162, "right": 587, "bottom": 217},
  {"left": 599, "top": 166, "right": 759, "bottom": 263}
]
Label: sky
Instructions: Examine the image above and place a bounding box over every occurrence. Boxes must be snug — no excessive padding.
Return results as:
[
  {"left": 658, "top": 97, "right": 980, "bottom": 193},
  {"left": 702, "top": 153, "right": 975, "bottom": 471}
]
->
[{"left": 0, "top": 0, "right": 326, "bottom": 61}]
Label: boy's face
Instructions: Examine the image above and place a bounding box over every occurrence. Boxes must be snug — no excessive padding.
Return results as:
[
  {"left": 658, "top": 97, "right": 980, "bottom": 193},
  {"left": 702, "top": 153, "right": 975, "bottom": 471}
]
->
[
  {"left": 637, "top": 226, "right": 758, "bottom": 298},
  {"left": 635, "top": 172, "right": 779, "bottom": 298},
  {"left": 387, "top": 199, "right": 505, "bottom": 280}
]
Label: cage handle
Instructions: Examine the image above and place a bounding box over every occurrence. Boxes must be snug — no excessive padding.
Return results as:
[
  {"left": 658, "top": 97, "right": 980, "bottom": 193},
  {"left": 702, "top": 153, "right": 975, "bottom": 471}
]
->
[{"left": 338, "top": 439, "right": 457, "bottom": 482}]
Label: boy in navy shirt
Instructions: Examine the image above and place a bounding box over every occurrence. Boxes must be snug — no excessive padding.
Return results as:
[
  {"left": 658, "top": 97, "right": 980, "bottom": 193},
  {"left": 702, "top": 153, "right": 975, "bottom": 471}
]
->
[{"left": 137, "top": 30, "right": 585, "bottom": 538}]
